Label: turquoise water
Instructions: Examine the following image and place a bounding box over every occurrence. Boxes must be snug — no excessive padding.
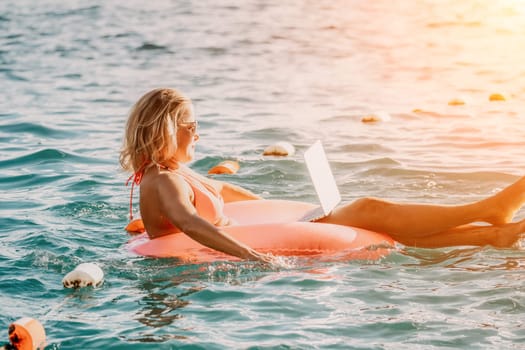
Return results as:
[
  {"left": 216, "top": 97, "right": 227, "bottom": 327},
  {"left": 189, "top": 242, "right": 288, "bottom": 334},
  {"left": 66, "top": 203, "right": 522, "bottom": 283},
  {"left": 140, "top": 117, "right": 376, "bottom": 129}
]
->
[{"left": 1, "top": 0, "right": 525, "bottom": 348}]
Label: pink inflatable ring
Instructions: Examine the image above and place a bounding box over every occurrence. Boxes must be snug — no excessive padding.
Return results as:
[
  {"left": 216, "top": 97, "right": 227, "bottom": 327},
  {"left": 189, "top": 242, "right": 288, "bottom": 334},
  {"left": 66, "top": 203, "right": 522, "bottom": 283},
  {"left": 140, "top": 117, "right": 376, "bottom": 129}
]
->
[{"left": 126, "top": 200, "right": 395, "bottom": 263}]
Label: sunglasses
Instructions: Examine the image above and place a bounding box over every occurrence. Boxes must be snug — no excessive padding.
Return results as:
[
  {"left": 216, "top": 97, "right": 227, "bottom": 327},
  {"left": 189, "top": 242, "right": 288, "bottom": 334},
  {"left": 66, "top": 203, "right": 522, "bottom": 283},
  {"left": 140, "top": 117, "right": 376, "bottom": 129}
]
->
[{"left": 177, "top": 121, "right": 198, "bottom": 133}]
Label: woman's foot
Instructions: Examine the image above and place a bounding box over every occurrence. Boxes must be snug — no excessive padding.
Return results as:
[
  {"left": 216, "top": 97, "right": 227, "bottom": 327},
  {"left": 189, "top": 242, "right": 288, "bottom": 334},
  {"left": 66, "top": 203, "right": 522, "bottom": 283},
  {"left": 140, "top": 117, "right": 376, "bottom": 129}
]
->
[
  {"left": 483, "top": 176, "right": 525, "bottom": 225},
  {"left": 492, "top": 218, "right": 525, "bottom": 248}
]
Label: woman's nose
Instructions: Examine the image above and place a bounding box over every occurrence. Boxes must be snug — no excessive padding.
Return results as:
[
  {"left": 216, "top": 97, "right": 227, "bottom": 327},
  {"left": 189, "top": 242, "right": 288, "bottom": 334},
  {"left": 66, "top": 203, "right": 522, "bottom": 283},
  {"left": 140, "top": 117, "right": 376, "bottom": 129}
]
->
[{"left": 194, "top": 133, "right": 199, "bottom": 141}]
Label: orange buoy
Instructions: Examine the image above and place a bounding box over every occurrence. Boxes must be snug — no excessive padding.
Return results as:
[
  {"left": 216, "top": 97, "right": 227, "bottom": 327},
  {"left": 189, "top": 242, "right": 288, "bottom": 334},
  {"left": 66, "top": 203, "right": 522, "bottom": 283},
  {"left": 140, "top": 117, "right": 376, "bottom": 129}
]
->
[
  {"left": 8, "top": 317, "right": 46, "bottom": 350},
  {"left": 361, "top": 112, "right": 391, "bottom": 123},
  {"left": 125, "top": 218, "right": 145, "bottom": 233},
  {"left": 207, "top": 160, "right": 240, "bottom": 175},
  {"left": 361, "top": 115, "right": 379, "bottom": 123},
  {"left": 489, "top": 93, "right": 505, "bottom": 101},
  {"left": 448, "top": 98, "right": 465, "bottom": 106}
]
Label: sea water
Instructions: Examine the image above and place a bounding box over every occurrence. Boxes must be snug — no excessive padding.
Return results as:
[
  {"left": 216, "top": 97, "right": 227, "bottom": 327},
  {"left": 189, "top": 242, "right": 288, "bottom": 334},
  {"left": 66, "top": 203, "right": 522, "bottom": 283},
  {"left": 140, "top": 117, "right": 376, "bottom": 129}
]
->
[{"left": 1, "top": 0, "right": 524, "bottom": 349}]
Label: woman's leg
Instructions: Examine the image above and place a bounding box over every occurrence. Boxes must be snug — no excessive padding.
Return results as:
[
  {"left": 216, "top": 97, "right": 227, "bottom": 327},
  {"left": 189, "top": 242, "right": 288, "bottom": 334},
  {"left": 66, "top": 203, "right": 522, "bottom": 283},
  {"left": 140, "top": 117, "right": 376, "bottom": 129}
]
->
[
  {"left": 391, "top": 219, "right": 525, "bottom": 248},
  {"left": 318, "top": 176, "right": 525, "bottom": 238}
]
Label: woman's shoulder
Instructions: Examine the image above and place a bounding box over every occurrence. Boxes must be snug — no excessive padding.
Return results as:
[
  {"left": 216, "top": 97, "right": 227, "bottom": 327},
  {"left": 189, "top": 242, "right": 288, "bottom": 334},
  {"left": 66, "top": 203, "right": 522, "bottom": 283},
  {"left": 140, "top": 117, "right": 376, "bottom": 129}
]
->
[
  {"left": 142, "top": 167, "right": 188, "bottom": 191},
  {"left": 143, "top": 170, "right": 195, "bottom": 205},
  {"left": 159, "top": 168, "right": 189, "bottom": 186}
]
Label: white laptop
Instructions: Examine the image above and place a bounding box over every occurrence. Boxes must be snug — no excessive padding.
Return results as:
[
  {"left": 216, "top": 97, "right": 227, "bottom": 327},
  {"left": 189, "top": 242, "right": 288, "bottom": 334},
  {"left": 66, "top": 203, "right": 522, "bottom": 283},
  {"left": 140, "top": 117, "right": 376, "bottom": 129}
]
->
[{"left": 298, "top": 140, "right": 341, "bottom": 222}]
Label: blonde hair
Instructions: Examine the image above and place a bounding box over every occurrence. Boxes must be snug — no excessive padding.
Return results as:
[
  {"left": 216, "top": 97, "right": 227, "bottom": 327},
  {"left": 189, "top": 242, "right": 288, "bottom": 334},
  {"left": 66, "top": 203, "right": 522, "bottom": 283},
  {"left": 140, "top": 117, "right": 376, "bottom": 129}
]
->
[{"left": 120, "top": 88, "right": 192, "bottom": 172}]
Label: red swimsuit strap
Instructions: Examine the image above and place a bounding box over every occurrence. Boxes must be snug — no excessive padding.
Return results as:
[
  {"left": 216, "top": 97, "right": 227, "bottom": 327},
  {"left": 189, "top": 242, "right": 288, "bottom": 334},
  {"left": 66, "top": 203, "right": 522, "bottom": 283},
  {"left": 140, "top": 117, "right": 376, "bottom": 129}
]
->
[{"left": 125, "top": 160, "right": 150, "bottom": 221}]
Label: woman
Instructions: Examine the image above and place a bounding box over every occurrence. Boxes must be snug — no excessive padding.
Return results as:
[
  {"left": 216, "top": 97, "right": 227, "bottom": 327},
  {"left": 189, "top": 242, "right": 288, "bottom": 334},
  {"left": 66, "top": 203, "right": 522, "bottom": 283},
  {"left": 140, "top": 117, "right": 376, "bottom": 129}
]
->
[{"left": 120, "top": 88, "right": 525, "bottom": 263}]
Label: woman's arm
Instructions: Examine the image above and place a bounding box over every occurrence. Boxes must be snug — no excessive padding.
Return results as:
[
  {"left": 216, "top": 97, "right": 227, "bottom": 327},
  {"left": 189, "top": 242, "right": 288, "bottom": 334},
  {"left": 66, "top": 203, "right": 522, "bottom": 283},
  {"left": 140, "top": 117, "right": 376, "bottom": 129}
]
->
[
  {"left": 183, "top": 167, "right": 263, "bottom": 202},
  {"left": 156, "top": 173, "right": 270, "bottom": 261},
  {"left": 219, "top": 182, "right": 263, "bottom": 202}
]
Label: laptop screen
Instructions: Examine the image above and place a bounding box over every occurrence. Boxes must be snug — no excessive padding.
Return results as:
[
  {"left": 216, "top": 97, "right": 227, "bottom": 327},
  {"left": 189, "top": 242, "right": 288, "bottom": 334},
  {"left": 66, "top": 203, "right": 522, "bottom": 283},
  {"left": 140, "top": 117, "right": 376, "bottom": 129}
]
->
[{"left": 303, "top": 140, "right": 341, "bottom": 214}]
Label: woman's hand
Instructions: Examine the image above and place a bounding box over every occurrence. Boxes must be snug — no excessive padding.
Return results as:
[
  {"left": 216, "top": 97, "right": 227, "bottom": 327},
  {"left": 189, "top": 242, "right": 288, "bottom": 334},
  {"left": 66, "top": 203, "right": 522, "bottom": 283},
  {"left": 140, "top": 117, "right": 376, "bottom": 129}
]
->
[{"left": 245, "top": 249, "right": 282, "bottom": 266}]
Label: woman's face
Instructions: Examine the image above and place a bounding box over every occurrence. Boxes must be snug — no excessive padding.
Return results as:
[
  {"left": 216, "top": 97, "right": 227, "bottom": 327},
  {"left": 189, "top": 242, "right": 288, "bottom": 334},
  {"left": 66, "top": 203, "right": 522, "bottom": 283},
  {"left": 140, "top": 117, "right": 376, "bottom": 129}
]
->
[{"left": 174, "top": 104, "right": 199, "bottom": 163}]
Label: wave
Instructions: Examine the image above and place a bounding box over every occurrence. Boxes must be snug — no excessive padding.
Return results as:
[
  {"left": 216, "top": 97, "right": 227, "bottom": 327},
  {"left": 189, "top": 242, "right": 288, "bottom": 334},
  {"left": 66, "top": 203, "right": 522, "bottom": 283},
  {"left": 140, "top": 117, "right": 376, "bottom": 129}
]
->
[
  {"left": 0, "top": 148, "right": 112, "bottom": 169},
  {"left": 44, "top": 5, "right": 101, "bottom": 18},
  {"left": 355, "top": 166, "right": 515, "bottom": 181},
  {"left": 136, "top": 42, "right": 171, "bottom": 52},
  {"left": 0, "top": 122, "right": 77, "bottom": 138}
]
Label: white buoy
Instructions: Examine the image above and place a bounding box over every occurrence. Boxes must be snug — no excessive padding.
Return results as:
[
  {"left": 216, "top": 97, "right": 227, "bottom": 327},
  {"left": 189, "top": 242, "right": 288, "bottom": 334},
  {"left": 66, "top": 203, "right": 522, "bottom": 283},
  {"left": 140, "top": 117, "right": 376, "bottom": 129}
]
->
[
  {"left": 263, "top": 142, "right": 295, "bottom": 156},
  {"left": 62, "top": 263, "right": 104, "bottom": 288}
]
